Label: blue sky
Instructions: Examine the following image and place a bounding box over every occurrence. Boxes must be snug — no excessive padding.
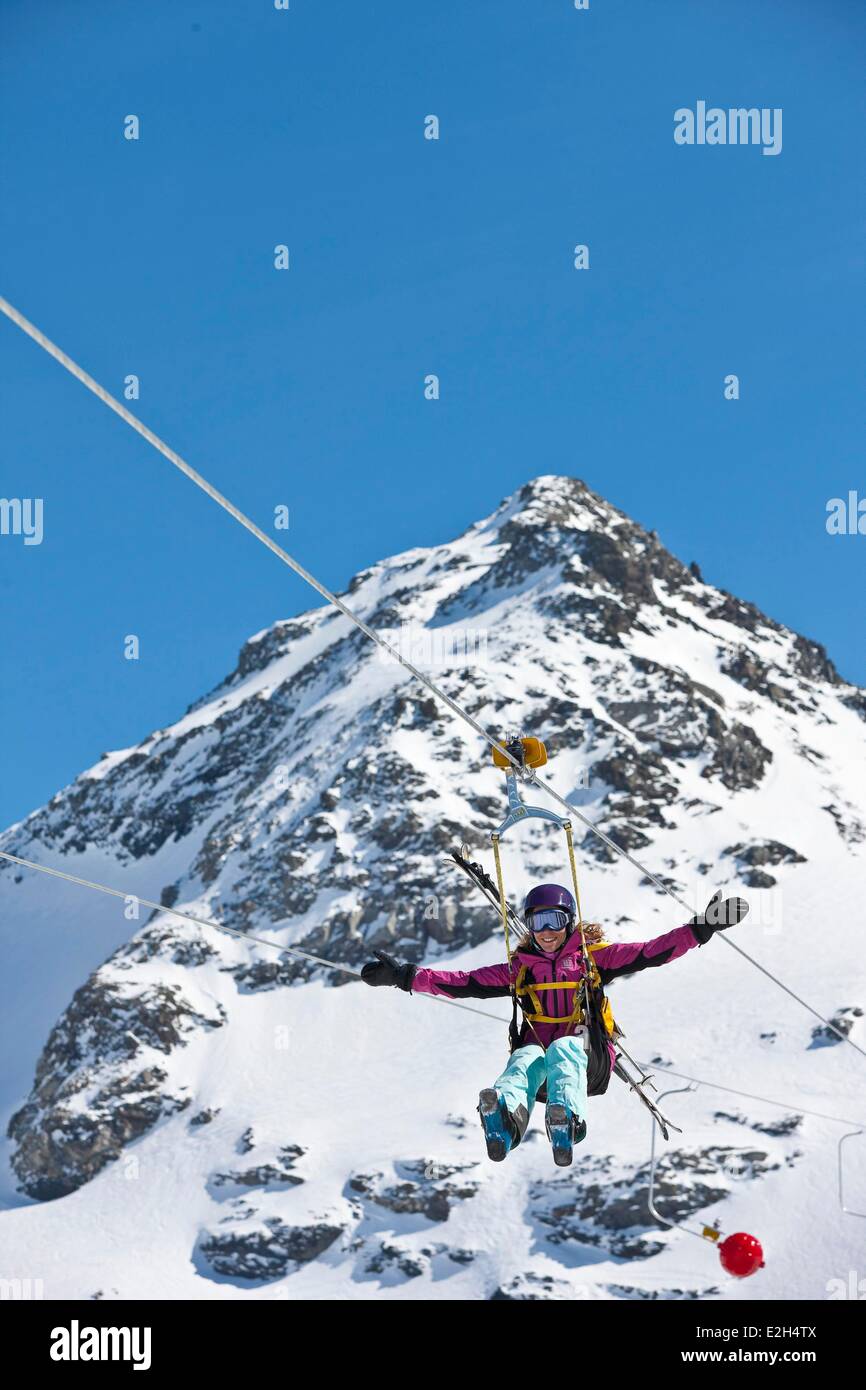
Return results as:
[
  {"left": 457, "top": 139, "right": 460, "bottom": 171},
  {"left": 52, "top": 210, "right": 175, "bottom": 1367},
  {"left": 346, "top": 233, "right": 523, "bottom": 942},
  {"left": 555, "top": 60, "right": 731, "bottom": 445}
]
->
[{"left": 1, "top": 0, "right": 863, "bottom": 828}]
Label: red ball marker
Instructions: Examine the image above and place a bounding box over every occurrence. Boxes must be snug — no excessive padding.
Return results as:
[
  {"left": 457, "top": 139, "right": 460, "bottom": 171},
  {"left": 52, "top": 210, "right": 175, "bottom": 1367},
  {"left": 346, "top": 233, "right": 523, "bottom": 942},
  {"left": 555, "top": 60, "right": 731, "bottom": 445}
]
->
[{"left": 718, "top": 1231, "right": 765, "bottom": 1278}]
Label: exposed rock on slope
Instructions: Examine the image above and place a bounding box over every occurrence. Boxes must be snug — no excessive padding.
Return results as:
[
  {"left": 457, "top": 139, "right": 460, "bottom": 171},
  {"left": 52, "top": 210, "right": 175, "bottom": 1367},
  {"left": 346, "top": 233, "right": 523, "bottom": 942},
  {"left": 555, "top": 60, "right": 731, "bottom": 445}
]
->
[
  {"left": 198, "top": 1216, "right": 344, "bottom": 1282},
  {"left": 8, "top": 963, "right": 225, "bottom": 1200},
  {"left": 530, "top": 1143, "right": 795, "bottom": 1262}
]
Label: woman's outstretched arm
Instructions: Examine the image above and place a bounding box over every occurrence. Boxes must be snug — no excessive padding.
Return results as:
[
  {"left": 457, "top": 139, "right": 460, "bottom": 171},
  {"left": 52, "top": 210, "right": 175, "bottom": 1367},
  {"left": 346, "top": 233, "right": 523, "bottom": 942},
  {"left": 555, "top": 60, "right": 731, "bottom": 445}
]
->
[
  {"left": 360, "top": 950, "right": 513, "bottom": 999},
  {"left": 592, "top": 924, "right": 699, "bottom": 984},
  {"left": 592, "top": 891, "right": 749, "bottom": 985},
  {"left": 412, "top": 960, "right": 513, "bottom": 1000}
]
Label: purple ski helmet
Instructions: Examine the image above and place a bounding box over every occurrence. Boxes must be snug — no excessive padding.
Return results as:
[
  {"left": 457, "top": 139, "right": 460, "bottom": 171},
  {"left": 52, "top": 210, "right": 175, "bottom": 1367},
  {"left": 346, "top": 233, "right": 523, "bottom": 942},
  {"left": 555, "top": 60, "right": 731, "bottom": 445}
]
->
[{"left": 523, "top": 883, "right": 576, "bottom": 928}]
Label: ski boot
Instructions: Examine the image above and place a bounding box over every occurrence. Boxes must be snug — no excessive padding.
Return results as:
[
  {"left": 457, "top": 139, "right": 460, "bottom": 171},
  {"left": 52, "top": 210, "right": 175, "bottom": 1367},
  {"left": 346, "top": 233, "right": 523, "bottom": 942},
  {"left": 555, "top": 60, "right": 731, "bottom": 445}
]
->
[
  {"left": 545, "top": 1104, "right": 587, "bottom": 1167},
  {"left": 478, "top": 1089, "right": 525, "bottom": 1162}
]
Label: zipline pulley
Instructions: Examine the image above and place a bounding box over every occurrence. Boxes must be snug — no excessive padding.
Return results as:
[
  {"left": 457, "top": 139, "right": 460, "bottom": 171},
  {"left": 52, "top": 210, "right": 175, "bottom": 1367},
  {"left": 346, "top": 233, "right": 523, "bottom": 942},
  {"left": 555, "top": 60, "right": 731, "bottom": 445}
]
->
[
  {"left": 491, "top": 735, "right": 569, "bottom": 838},
  {"left": 488, "top": 732, "right": 585, "bottom": 966}
]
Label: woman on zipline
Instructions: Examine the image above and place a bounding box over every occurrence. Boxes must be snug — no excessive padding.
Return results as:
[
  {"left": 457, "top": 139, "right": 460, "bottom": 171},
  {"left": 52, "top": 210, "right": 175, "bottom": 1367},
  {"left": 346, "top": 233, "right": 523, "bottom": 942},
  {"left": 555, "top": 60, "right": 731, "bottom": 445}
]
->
[{"left": 362, "top": 886, "right": 748, "bottom": 1166}]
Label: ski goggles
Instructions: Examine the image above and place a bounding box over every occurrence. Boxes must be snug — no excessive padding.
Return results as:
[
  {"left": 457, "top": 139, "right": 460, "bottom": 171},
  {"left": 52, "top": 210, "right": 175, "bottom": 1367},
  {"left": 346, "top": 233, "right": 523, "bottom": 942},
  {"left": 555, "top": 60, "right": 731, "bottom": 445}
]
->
[{"left": 527, "top": 908, "right": 571, "bottom": 934}]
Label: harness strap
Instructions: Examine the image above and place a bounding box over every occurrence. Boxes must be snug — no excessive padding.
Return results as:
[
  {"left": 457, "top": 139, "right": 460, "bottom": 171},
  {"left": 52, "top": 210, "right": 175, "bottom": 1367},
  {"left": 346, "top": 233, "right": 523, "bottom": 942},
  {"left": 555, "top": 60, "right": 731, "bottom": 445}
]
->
[
  {"left": 515, "top": 974, "right": 585, "bottom": 1027},
  {"left": 513, "top": 958, "right": 617, "bottom": 1033},
  {"left": 491, "top": 833, "right": 512, "bottom": 967},
  {"left": 564, "top": 820, "right": 593, "bottom": 1035}
]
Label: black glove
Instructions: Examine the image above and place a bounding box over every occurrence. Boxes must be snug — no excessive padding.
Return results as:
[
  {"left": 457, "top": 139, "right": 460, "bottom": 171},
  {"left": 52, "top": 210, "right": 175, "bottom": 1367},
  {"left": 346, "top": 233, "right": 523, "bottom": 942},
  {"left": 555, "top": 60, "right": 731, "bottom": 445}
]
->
[
  {"left": 360, "top": 950, "right": 416, "bottom": 992},
  {"left": 689, "top": 890, "right": 749, "bottom": 945}
]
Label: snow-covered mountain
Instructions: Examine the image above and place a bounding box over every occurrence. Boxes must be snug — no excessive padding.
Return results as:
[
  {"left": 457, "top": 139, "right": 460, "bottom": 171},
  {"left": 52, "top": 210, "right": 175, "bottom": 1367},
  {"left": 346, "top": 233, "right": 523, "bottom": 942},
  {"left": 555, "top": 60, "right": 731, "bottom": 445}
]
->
[{"left": 2, "top": 474, "right": 865, "bottom": 1301}]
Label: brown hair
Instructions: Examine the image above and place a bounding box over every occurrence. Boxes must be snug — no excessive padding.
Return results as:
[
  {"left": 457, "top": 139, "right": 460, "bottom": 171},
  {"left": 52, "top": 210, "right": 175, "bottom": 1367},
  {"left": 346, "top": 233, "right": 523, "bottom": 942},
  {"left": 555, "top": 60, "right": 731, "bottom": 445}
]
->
[{"left": 579, "top": 922, "right": 606, "bottom": 945}]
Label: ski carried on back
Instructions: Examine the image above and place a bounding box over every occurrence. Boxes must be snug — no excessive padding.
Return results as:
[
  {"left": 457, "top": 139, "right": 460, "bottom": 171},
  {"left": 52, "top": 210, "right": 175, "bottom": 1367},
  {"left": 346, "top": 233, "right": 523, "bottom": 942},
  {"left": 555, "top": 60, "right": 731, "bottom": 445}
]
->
[{"left": 449, "top": 847, "right": 525, "bottom": 938}]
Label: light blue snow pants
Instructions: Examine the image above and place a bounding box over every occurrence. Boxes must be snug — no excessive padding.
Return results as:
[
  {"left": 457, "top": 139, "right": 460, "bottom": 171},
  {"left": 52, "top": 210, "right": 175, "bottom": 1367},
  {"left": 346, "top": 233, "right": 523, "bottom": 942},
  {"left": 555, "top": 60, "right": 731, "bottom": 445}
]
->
[{"left": 493, "top": 1034, "right": 589, "bottom": 1122}]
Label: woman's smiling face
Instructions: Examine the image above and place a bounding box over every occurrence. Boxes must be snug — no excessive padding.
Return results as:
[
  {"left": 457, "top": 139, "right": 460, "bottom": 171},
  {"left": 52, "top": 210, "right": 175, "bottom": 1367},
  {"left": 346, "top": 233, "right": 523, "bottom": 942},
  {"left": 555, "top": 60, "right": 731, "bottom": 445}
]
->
[
  {"left": 527, "top": 907, "right": 571, "bottom": 953},
  {"left": 532, "top": 923, "right": 568, "bottom": 953}
]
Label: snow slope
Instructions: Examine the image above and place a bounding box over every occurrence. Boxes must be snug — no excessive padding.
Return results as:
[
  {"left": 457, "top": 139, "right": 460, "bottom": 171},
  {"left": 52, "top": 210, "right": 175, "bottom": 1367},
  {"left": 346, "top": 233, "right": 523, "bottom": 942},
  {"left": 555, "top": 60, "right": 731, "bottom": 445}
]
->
[{"left": 1, "top": 475, "right": 864, "bottom": 1301}]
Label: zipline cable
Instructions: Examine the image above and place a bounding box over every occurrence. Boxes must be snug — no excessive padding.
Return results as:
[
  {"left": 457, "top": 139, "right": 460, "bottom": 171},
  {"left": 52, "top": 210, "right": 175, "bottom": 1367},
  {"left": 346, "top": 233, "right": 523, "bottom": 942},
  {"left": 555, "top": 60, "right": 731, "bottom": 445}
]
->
[
  {"left": 2, "top": 848, "right": 862, "bottom": 1132},
  {"left": 635, "top": 1062, "right": 866, "bottom": 1132},
  {"left": 1, "top": 294, "right": 863, "bottom": 1060},
  {"left": 0, "top": 849, "right": 506, "bottom": 1027}
]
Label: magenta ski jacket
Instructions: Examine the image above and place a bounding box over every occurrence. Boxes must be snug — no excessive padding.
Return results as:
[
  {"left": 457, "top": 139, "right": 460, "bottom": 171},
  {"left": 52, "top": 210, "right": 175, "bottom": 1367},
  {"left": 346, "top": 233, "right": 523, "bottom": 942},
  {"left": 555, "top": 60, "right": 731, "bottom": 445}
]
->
[{"left": 412, "top": 923, "right": 701, "bottom": 1054}]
